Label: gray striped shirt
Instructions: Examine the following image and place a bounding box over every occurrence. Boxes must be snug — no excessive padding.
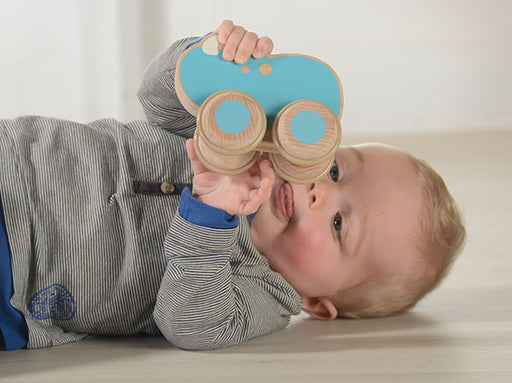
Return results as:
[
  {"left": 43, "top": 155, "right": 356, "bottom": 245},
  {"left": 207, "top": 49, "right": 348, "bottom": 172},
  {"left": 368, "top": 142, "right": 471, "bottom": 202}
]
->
[{"left": 0, "top": 37, "right": 302, "bottom": 350}]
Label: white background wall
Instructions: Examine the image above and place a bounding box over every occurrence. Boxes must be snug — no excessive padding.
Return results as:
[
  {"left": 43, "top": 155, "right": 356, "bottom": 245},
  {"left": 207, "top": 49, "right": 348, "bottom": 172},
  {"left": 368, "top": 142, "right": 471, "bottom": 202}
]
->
[{"left": 0, "top": 0, "right": 510, "bottom": 133}]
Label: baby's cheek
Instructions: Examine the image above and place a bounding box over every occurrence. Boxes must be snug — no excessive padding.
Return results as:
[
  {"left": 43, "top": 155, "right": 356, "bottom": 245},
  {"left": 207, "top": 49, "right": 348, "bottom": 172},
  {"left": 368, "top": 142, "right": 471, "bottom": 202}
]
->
[
  {"left": 287, "top": 227, "right": 327, "bottom": 261},
  {"left": 302, "top": 222, "right": 326, "bottom": 245}
]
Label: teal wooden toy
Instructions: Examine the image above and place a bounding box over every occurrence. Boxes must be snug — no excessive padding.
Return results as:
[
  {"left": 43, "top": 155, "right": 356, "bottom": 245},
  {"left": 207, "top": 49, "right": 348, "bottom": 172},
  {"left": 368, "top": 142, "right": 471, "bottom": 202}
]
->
[{"left": 176, "top": 34, "right": 343, "bottom": 183}]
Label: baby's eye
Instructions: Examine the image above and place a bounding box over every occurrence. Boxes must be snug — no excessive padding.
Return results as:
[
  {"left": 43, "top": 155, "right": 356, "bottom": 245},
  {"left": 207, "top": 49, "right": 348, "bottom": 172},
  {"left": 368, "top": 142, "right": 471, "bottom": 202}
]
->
[
  {"left": 329, "top": 161, "right": 339, "bottom": 182},
  {"left": 333, "top": 213, "right": 343, "bottom": 233}
]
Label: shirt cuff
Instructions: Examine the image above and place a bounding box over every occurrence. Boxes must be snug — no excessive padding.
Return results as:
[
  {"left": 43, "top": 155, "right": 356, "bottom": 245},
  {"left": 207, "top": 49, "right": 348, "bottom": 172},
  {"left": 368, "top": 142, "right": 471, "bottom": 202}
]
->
[{"left": 179, "top": 188, "right": 238, "bottom": 229}]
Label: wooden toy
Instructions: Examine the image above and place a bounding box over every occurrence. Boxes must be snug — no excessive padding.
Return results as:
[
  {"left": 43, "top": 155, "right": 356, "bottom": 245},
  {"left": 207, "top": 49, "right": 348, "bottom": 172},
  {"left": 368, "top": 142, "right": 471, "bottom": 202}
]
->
[{"left": 176, "top": 34, "right": 343, "bottom": 184}]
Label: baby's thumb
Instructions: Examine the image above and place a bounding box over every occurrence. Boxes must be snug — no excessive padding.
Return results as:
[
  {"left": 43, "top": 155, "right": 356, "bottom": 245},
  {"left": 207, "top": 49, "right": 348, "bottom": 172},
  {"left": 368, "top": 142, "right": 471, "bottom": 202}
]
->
[{"left": 259, "top": 159, "right": 275, "bottom": 201}]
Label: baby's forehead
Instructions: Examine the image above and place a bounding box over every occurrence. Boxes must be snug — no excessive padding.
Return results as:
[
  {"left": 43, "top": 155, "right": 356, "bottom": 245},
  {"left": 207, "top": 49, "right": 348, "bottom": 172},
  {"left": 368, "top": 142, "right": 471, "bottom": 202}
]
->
[
  {"left": 361, "top": 180, "right": 425, "bottom": 271},
  {"left": 378, "top": 212, "right": 426, "bottom": 269},
  {"left": 343, "top": 142, "right": 407, "bottom": 157},
  {"left": 338, "top": 144, "right": 418, "bottom": 179}
]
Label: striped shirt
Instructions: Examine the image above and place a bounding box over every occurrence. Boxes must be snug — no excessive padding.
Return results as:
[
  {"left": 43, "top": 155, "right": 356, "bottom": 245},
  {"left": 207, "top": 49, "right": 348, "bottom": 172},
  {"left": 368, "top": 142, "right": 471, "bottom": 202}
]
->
[{"left": 0, "top": 37, "right": 302, "bottom": 350}]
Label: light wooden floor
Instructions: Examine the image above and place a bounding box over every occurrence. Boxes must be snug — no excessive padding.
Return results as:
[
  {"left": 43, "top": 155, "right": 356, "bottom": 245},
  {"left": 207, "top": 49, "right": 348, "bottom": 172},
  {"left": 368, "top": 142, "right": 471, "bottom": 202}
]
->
[{"left": 1, "top": 130, "right": 511, "bottom": 383}]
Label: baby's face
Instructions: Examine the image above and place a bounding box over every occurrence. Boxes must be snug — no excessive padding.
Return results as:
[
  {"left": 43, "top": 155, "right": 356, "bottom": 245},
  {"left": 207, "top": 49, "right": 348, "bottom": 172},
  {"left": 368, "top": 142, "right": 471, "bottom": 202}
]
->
[{"left": 251, "top": 143, "right": 424, "bottom": 299}]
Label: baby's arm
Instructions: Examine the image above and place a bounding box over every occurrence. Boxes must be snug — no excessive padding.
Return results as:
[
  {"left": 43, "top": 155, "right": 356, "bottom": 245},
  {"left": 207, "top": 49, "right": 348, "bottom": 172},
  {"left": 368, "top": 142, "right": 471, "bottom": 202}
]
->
[
  {"left": 151, "top": 22, "right": 300, "bottom": 350},
  {"left": 156, "top": 131, "right": 300, "bottom": 351},
  {"left": 155, "top": 211, "right": 301, "bottom": 350},
  {"left": 137, "top": 36, "right": 198, "bottom": 136}
]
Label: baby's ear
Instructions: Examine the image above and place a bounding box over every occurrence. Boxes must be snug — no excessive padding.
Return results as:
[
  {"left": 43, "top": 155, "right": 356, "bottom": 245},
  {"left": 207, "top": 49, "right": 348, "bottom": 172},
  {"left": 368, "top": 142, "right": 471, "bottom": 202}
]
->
[{"left": 301, "top": 297, "right": 338, "bottom": 320}]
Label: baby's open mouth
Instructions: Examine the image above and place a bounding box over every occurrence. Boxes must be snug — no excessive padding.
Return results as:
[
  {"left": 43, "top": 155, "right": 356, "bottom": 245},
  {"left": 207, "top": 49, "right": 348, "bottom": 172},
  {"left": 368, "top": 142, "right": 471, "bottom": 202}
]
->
[{"left": 278, "top": 182, "right": 294, "bottom": 221}]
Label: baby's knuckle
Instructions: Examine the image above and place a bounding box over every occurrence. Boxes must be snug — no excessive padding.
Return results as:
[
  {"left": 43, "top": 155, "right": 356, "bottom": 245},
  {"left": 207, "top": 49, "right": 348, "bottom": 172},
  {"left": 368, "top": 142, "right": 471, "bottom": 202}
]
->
[
  {"left": 246, "top": 31, "right": 258, "bottom": 41},
  {"left": 219, "top": 19, "right": 234, "bottom": 30},
  {"left": 259, "top": 36, "right": 273, "bottom": 51},
  {"left": 232, "top": 25, "right": 245, "bottom": 35}
]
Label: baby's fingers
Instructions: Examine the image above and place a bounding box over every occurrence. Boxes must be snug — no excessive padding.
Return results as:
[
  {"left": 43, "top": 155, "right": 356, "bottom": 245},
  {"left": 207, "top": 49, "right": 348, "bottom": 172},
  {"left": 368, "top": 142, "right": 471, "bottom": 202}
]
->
[
  {"left": 258, "top": 159, "right": 275, "bottom": 202},
  {"left": 221, "top": 26, "right": 246, "bottom": 62},
  {"left": 240, "top": 160, "right": 274, "bottom": 215},
  {"left": 253, "top": 36, "right": 273, "bottom": 59},
  {"left": 215, "top": 20, "right": 271, "bottom": 63},
  {"left": 241, "top": 186, "right": 269, "bottom": 215},
  {"left": 234, "top": 32, "right": 258, "bottom": 64},
  {"left": 240, "top": 192, "right": 263, "bottom": 216},
  {"left": 215, "top": 20, "right": 235, "bottom": 45}
]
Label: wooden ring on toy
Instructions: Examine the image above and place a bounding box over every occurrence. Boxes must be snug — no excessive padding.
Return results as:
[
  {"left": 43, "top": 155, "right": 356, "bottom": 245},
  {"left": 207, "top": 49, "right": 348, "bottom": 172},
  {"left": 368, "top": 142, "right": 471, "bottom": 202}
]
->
[
  {"left": 272, "top": 100, "right": 341, "bottom": 166},
  {"left": 269, "top": 153, "right": 334, "bottom": 184},
  {"left": 193, "top": 131, "right": 259, "bottom": 175},
  {"left": 196, "top": 89, "right": 266, "bottom": 156}
]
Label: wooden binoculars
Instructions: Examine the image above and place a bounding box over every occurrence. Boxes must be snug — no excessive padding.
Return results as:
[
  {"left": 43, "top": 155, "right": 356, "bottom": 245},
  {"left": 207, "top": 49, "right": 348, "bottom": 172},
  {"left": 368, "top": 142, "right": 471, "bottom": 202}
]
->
[{"left": 176, "top": 34, "right": 343, "bottom": 184}]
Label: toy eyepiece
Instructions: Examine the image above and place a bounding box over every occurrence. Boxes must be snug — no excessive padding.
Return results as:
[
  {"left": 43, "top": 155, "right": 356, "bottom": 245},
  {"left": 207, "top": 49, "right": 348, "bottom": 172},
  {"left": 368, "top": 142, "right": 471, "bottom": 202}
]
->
[
  {"left": 193, "top": 132, "right": 259, "bottom": 175},
  {"left": 270, "top": 153, "right": 334, "bottom": 184},
  {"left": 272, "top": 100, "right": 341, "bottom": 167},
  {"left": 193, "top": 89, "right": 266, "bottom": 175},
  {"left": 214, "top": 100, "right": 251, "bottom": 135},
  {"left": 196, "top": 90, "right": 266, "bottom": 156},
  {"left": 290, "top": 110, "right": 326, "bottom": 144}
]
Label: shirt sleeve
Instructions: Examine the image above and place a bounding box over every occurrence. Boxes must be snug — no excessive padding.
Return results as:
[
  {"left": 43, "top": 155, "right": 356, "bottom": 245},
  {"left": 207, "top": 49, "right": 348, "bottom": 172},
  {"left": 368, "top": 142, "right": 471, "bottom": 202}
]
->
[
  {"left": 137, "top": 36, "right": 200, "bottom": 138},
  {"left": 154, "top": 213, "right": 302, "bottom": 351}
]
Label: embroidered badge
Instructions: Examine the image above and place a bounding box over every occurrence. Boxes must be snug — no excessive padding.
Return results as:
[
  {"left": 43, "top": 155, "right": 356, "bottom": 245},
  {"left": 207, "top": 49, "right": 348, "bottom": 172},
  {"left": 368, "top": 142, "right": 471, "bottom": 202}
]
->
[{"left": 29, "top": 284, "right": 76, "bottom": 321}]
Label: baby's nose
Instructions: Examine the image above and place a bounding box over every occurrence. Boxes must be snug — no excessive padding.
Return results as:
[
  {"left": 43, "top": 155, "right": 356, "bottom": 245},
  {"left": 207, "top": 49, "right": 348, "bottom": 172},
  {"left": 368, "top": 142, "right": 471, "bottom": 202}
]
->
[{"left": 308, "top": 182, "right": 326, "bottom": 209}]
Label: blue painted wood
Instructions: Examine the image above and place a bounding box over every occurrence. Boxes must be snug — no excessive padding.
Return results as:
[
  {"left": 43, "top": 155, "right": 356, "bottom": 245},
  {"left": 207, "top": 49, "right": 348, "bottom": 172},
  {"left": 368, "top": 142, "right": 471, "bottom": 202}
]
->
[{"left": 178, "top": 40, "right": 342, "bottom": 132}]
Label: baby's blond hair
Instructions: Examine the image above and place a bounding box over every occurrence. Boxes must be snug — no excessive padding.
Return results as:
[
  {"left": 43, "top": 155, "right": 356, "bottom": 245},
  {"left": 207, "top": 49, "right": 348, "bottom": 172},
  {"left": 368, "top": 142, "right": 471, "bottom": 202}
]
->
[{"left": 333, "top": 152, "right": 466, "bottom": 318}]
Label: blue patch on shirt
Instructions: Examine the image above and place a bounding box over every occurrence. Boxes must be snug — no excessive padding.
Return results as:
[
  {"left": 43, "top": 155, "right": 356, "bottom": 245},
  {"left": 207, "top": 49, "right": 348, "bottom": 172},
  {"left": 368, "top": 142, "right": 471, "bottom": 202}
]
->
[
  {"left": 179, "top": 188, "right": 238, "bottom": 229},
  {"left": 29, "top": 284, "right": 76, "bottom": 321}
]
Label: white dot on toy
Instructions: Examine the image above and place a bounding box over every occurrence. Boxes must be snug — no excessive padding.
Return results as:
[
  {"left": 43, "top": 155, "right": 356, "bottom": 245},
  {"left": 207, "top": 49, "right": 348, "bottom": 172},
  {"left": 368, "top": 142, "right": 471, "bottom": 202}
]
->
[{"left": 202, "top": 36, "right": 219, "bottom": 56}]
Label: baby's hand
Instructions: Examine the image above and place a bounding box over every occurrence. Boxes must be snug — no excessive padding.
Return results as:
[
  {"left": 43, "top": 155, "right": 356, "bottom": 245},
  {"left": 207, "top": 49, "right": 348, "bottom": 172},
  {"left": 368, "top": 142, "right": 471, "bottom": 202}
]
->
[
  {"left": 186, "top": 139, "right": 274, "bottom": 216},
  {"left": 215, "top": 20, "right": 274, "bottom": 64}
]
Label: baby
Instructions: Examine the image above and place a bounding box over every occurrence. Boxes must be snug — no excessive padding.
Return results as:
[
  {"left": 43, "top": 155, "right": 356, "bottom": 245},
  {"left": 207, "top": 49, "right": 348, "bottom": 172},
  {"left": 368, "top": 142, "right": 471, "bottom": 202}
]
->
[
  {"left": 187, "top": 20, "right": 466, "bottom": 320},
  {"left": 0, "top": 20, "right": 465, "bottom": 351}
]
